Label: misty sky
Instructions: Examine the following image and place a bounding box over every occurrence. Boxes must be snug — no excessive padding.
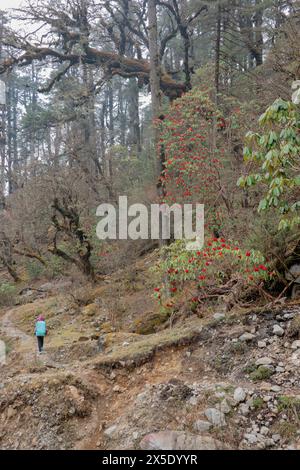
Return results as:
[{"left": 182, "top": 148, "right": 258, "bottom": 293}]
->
[{"left": 2, "top": 0, "right": 23, "bottom": 10}]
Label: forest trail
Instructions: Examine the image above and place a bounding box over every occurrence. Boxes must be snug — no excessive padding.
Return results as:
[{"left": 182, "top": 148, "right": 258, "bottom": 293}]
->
[
  {"left": 1, "top": 308, "right": 32, "bottom": 342},
  {"left": 0, "top": 305, "right": 66, "bottom": 370}
]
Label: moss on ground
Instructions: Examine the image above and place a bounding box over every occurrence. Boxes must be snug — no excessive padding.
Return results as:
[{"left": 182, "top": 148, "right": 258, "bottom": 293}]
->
[{"left": 91, "top": 319, "right": 204, "bottom": 370}]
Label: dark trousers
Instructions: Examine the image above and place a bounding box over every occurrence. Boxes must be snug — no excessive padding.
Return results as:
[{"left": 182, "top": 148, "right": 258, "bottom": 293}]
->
[{"left": 37, "top": 336, "right": 44, "bottom": 352}]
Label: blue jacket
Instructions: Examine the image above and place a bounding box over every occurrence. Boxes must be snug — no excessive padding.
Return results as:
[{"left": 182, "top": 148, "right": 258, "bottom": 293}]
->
[{"left": 35, "top": 320, "right": 47, "bottom": 337}]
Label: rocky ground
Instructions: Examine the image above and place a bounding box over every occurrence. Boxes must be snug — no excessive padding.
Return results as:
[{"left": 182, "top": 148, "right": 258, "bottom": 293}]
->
[{"left": 0, "top": 255, "right": 300, "bottom": 450}]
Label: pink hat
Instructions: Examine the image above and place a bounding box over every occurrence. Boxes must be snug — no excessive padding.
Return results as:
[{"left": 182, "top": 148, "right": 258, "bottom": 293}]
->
[{"left": 37, "top": 315, "right": 45, "bottom": 321}]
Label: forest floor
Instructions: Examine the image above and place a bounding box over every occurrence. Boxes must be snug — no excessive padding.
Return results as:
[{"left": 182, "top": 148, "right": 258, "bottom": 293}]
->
[{"left": 1, "top": 252, "right": 300, "bottom": 450}]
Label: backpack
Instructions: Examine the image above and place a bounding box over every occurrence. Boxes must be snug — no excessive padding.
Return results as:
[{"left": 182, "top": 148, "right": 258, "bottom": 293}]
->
[{"left": 35, "top": 320, "right": 47, "bottom": 337}]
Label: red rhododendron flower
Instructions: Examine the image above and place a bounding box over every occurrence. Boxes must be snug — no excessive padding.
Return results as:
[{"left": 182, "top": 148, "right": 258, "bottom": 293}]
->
[{"left": 259, "top": 264, "right": 267, "bottom": 271}]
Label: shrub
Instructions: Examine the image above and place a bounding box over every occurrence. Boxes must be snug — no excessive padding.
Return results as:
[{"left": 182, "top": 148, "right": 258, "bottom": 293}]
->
[
  {"left": 0, "top": 282, "right": 17, "bottom": 306},
  {"left": 153, "top": 238, "right": 271, "bottom": 302},
  {"left": 278, "top": 395, "right": 300, "bottom": 417},
  {"left": 252, "top": 396, "right": 264, "bottom": 410},
  {"left": 26, "top": 260, "right": 45, "bottom": 280},
  {"left": 45, "top": 255, "right": 66, "bottom": 278},
  {"left": 249, "top": 365, "right": 274, "bottom": 381},
  {"left": 238, "top": 88, "right": 300, "bottom": 231},
  {"left": 273, "top": 422, "right": 298, "bottom": 441}
]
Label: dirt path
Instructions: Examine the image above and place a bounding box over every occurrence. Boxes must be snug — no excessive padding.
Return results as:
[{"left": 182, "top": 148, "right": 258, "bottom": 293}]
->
[
  {"left": 1, "top": 308, "right": 32, "bottom": 343},
  {"left": 0, "top": 307, "right": 65, "bottom": 369}
]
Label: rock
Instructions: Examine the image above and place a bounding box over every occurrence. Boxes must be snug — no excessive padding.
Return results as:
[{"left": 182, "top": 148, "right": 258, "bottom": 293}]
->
[
  {"left": 213, "top": 313, "right": 225, "bottom": 321},
  {"left": 255, "top": 357, "right": 273, "bottom": 366},
  {"left": 271, "top": 385, "right": 281, "bottom": 392},
  {"left": 263, "top": 395, "right": 272, "bottom": 402},
  {"left": 244, "top": 433, "right": 258, "bottom": 444},
  {"left": 140, "top": 431, "right": 227, "bottom": 450},
  {"left": 204, "top": 408, "right": 226, "bottom": 427},
  {"left": 234, "top": 387, "right": 247, "bottom": 403},
  {"left": 285, "top": 264, "right": 300, "bottom": 283},
  {"left": 260, "top": 426, "right": 269, "bottom": 436},
  {"left": 258, "top": 340, "right": 267, "bottom": 348},
  {"left": 219, "top": 399, "right": 231, "bottom": 414},
  {"left": 97, "top": 336, "right": 106, "bottom": 352},
  {"left": 284, "top": 313, "right": 295, "bottom": 320},
  {"left": 104, "top": 425, "right": 118, "bottom": 439},
  {"left": 239, "top": 403, "right": 250, "bottom": 416},
  {"left": 65, "top": 385, "right": 84, "bottom": 406},
  {"left": 272, "top": 434, "right": 281, "bottom": 443},
  {"left": 7, "top": 407, "right": 16, "bottom": 419},
  {"left": 193, "top": 420, "right": 212, "bottom": 432},
  {"left": 239, "top": 333, "right": 255, "bottom": 342},
  {"left": 82, "top": 303, "right": 98, "bottom": 317},
  {"left": 291, "top": 340, "right": 300, "bottom": 350},
  {"left": 39, "top": 282, "right": 55, "bottom": 291},
  {"left": 273, "top": 325, "right": 284, "bottom": 337},
  {"left": 188, "top": 396, "right": 200, "bottom": 406}
]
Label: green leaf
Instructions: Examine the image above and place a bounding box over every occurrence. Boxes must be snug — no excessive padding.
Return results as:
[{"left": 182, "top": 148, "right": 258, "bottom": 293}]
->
[
  {"left": 258, "top": 199, "right": 268, "bottom": 211},
  {"left": 294, "top": 176, "right": 300, "bottom": 186}
]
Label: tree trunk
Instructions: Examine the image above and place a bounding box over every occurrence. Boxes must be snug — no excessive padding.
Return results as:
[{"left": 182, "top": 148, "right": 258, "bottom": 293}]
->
[
  {"left": 148, "top": 0, "right": 169, "bottom": 248},
  {"left": 215, "top": 3, "right": 222, "bottom": 101}
]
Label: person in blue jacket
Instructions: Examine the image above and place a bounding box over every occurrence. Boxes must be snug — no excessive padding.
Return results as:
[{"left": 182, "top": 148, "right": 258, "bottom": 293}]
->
[{"left": 35, "top": 315, "right": 47, "bottom": 353}]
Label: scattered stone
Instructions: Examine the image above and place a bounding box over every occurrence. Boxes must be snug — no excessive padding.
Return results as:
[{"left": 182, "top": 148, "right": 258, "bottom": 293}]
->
[
  {"left": 193, "top": 420, "right": 212, "bottom": 432},
  {"left": 263, "top": 395, "right": 272, "bottom": 402},
  {"left": 255, "top": 357, "right": 273, "bottom": 366},
  {"left": 244, "top": 433, "right": 257, "bottom": 444},
  {"left": 7, "top": 407, "right": 16, "bottom": 419},
  {"left": 234, "top": 387, "right": 247, "bottom": 403},
  {"left": 271, "top": 385, "right": 281, "bottom": 392},
  {"left": 213, "top": 313, "right": 225, "bottom": 321},
  {"left": 260, "top": 426, "right": 269, "bottom": 436},
  {"left": 291, "top": 340, "right": 300, "bottom": 350},
  {"left": 104, "top": 425, "right": 118, "bottom": 439},
  {"left": 188, "top": 396, "right": 199, "bottom": 406},
  {"left": 219, "top": 399, "right": 231, "bottom": 414},
  {"left": 258, "top": 340, "right": 267, "bottom": 348},
  {"left": 239, "top": 404, "right": 250, "bottom": 416},
  {"left": 273, "top": 325, "right": 284, "bottom": 337},
  {"left": 239, "top": 333, "right": 255, "bottom": 342},
  {"left": 204, "top": 408, "right": 226, "bottom": 427}
]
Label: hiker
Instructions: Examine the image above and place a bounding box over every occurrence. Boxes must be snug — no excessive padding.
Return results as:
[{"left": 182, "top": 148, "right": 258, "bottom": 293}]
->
[{"left": 35, "top": 315, "right": 47, "bottom": 353}]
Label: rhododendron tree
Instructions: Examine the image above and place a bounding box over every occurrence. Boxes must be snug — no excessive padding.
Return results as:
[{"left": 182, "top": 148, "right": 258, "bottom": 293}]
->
[{"left": 156, "top": 87, "right": 226, "bottom": 235}]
